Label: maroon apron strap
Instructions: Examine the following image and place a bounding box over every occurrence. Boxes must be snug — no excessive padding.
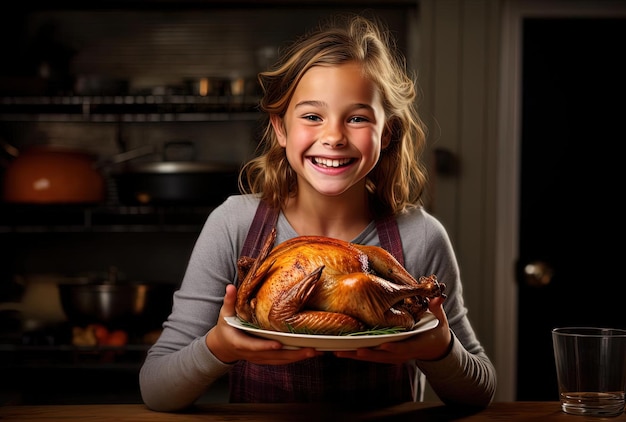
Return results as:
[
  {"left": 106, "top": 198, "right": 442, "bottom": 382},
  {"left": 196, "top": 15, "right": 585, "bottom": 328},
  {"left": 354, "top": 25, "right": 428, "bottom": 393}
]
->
[
  {"left": 240, "top": 199, "right": 279, "bottom": 259},
  {"left": 376, "top": 214, "right": 404, "bottom": 266}
]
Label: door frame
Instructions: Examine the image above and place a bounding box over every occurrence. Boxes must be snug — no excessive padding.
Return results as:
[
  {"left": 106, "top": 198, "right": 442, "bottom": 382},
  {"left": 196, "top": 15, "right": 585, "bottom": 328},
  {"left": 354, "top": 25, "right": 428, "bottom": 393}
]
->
[{"left": 495, "top": 0, "right": 626, "bottom": 401}]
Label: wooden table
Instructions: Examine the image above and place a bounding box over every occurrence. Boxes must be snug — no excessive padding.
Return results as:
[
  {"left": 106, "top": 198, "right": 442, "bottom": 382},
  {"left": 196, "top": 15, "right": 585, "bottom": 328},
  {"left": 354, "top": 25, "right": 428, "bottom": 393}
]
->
[{"left": 1, "top": 402, "right": 625, "bottom": 421}]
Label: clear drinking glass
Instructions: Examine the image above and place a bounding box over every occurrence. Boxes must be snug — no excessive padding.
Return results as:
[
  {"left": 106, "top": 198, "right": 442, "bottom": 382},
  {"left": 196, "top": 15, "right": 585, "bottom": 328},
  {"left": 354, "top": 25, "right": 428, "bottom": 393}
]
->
[{"left": 552, "top": 327, "right": 626, "bottom": 416}]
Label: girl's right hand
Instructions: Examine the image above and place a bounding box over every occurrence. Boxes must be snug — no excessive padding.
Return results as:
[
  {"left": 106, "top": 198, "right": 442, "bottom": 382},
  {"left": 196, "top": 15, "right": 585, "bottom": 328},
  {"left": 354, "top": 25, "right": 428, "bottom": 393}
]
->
[{"left": 206, "top": 284, "right": 321, "bottom": 365}]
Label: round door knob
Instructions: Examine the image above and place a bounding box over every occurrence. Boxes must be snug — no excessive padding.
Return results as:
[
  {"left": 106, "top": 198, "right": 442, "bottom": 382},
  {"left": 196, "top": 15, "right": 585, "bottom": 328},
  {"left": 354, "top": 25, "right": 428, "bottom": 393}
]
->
[{"left": 523, "top": 261, "right": 554, "bottom": 287}]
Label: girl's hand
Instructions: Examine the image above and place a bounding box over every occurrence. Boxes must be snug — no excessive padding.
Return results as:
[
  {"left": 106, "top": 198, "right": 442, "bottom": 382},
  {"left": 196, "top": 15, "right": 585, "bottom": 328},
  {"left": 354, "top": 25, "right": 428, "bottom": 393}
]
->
[
  {"left": 333, "top": 296, "right": 452, "bottom": 364},
  {"left": 206, "top": 284, "right": 322, "bottom": 365}
]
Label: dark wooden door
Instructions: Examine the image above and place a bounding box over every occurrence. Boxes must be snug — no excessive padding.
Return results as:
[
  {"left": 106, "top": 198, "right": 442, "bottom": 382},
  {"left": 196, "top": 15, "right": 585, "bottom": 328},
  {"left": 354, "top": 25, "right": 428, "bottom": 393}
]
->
[{"left": 516, "top": 17, "right": 626, "bottom": 401}]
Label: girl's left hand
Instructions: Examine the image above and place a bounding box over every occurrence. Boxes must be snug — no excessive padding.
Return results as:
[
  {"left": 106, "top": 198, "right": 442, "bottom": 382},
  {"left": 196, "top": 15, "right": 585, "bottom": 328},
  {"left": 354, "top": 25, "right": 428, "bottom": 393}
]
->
[{"left": 333, "top": 296, "right": 452, "bottom": 364}]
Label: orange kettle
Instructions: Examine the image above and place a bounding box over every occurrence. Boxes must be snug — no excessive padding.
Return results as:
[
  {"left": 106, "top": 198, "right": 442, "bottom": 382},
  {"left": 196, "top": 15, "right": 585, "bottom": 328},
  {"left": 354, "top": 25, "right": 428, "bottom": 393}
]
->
[{"left": 2, "top": 145, "right": 106, "bottom": 204}]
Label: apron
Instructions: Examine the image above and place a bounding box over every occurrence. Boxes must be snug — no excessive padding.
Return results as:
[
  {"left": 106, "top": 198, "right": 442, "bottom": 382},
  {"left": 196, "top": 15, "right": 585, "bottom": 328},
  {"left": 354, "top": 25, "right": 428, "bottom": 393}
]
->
[{"left": 230, "top": 200, "right": 419, "bottom": 404}]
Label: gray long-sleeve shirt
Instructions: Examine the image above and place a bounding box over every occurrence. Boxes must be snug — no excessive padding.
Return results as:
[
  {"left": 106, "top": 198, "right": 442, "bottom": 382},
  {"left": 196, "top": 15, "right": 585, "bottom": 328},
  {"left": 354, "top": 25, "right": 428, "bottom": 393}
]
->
[{"left": 139, "top": 194, "right": 496, "bottom": 411}]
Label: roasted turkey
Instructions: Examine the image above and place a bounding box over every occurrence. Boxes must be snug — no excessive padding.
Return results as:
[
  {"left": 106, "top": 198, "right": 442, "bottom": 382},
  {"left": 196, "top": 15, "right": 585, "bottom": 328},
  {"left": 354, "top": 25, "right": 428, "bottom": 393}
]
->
[{"left": 235, "top": 228, "right": 445, "bottom": 335}]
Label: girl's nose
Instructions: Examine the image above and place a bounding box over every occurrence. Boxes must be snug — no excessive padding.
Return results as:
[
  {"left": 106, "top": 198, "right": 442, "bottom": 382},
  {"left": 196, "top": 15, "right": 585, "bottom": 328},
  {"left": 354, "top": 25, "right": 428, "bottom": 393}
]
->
[{"left": 321, "top": 123, "right": 346, "bottom": 148}]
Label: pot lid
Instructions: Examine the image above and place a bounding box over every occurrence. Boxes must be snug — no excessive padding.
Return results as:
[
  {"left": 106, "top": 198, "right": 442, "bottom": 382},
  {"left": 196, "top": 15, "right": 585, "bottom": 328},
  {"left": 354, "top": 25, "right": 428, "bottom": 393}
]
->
[{"left": 119, "top": 161, "right": 239, "bottom": 174}]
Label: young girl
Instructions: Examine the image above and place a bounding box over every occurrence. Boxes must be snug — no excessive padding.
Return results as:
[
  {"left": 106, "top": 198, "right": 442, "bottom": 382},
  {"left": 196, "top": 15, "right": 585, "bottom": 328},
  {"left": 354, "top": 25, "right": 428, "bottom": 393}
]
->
[{"left": 140, "top": 14, "right": 496, "bottom": 410}]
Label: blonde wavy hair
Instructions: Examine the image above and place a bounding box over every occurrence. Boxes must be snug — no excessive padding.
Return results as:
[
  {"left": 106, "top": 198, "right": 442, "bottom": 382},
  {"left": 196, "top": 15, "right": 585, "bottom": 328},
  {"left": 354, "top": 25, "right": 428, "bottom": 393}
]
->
[{"left": 239, "top": 14, "right": 428, "bottom": 219}]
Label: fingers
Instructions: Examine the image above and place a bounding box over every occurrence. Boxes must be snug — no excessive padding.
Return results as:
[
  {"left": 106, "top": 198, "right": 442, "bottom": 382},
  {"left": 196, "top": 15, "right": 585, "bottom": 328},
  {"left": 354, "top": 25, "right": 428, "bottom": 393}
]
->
[
  {"left": 210, "top": 284, "right": 322, "bottom": 365},
  {"left": 335, "top": 297, "right": 452, "bottom": 363},
  {"left": 222, "top": 284, "right": 237, "bottom": 317},
  {"left": 427, "top": 295, "right": 447, "bottom": 324}
]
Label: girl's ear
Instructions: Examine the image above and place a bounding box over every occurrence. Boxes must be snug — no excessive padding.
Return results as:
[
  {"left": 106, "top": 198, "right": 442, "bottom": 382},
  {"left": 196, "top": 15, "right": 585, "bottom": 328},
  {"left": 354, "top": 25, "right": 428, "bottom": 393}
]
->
[
  {"left": 270, "top": 114, "right": 287, "bottom": 147},
  {"left": 381, "top": 125, "right": 393, "bottom": 150}
]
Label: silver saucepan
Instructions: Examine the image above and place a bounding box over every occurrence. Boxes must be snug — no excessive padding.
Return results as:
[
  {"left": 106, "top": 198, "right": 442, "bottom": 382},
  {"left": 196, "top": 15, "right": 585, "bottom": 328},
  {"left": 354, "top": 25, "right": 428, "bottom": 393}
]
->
[{"left": 58, "top": 270, "right": 175, "bottom": 333}]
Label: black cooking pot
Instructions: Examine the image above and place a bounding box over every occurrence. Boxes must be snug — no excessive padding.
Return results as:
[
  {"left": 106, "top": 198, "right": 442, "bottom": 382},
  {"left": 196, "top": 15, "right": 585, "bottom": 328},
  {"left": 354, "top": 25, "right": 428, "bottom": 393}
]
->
[
  {"left": 114, "top": 161, "right": 239, "bottom": 206},
  {"left": 112, "top": 141, "right": 240, "bottom": 206}
]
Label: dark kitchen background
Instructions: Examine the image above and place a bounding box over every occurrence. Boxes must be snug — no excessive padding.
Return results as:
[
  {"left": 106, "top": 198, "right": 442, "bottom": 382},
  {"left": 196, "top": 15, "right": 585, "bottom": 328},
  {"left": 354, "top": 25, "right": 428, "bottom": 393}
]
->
[{"left": 0, "top": 0, "right": 416, "bottom": 405}]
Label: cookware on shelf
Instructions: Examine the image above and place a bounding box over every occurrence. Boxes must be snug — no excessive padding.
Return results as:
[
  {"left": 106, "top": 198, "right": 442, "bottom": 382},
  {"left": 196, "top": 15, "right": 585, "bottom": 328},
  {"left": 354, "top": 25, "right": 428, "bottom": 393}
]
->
[
  {"left": 2, "top": 145, "right": 106, "bottom": 204},
  {"left": 112, "top": 141, "right": 240, "bottom": 206},
  {"left": 58, "top": 269, "right": 175, "bottom": 333}
]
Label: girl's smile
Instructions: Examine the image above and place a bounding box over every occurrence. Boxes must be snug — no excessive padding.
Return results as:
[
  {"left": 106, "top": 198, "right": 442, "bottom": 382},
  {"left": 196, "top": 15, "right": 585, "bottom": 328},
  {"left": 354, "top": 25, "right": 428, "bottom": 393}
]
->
[{"left": 310, "top": 157, "right": 354, "bottom": 168}]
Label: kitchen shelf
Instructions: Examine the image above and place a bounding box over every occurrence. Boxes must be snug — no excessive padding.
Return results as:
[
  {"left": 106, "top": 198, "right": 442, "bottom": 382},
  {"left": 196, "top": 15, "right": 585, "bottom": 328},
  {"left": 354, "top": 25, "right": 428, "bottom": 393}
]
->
[
  {"left": 0, "top": 343, "right": 150, "bottom": 369},
  {"left": 0, "top": 204, "right": 215, "bottom": 233},
  {"left": 0, "top": 94, "right": 262, "bottom": 122},
  {"left": 0, "top": 319, "right": 150, "bottom": 366},
  {"left": 0, "top": 318, "right": 156, "bottom": 368}
]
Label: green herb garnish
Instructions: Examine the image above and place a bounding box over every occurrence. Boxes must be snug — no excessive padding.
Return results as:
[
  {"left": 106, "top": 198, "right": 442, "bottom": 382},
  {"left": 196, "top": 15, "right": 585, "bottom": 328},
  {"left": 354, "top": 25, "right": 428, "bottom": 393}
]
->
[{"left": 346, "top": 327, "right": 407, "bottom": 336}]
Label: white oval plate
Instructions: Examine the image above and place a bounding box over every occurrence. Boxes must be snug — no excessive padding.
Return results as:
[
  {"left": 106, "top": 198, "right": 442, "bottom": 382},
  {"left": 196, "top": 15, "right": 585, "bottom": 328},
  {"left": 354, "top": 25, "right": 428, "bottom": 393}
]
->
[{"left": 224, "top": 312, "right": 438, "bottom": 351}]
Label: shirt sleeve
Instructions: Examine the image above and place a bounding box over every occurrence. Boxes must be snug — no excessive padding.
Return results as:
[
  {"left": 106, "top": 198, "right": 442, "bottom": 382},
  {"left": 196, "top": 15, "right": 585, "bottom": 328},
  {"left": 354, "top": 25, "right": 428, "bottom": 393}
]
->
[
  {"left": 398, "top": 208, "right": 497, "bottom": 407},
  {"left": 139, "top": 195, "right": 257, "bottom": 411}
]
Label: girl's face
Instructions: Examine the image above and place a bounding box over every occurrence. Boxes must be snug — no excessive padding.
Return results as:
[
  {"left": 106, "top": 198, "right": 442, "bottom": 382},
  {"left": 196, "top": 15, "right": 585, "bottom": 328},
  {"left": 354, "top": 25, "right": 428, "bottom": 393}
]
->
[{"left": 272, "top": 61, "right": 389, "bottom": 198}]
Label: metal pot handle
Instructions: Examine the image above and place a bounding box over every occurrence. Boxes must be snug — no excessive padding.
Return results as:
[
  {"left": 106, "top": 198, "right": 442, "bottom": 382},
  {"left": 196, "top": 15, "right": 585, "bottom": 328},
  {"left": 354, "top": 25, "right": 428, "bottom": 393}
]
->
[
  {"left": 1, "top": 139, "right": 20, "bottom": 159},
  {"left": 107, "top": 144, "right": 156, "bottom": 165}
]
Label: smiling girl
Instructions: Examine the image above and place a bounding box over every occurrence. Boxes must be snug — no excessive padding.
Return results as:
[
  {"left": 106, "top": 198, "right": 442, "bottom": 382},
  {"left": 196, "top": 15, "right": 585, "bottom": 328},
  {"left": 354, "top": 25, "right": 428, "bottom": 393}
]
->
[{"left": 140, "top": 14, "right": 496, "bottom": 411}]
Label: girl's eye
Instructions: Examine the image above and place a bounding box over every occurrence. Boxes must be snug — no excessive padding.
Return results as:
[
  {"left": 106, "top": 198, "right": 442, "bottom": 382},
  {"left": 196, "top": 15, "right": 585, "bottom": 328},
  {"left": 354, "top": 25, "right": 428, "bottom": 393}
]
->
[
  {"left": 349, "top": 116, "right": 369, "bottom": 123},
  {"left": 303, "top": 114, "right": 322, "bottom": 122}
]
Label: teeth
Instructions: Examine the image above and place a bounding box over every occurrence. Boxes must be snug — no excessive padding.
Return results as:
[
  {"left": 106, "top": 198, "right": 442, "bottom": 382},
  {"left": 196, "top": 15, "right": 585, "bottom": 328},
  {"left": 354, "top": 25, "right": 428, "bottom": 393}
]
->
[{"left": 313, "top": 157, "right": 352, "bottom": 168}]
